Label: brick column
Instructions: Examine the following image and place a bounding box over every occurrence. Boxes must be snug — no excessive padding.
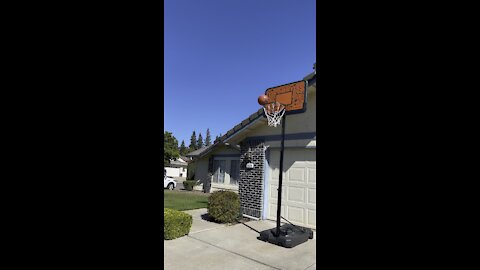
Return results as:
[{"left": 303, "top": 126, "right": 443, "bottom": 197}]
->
[{"left": 239, "top": 139, "right": 265, "bottom": 219}]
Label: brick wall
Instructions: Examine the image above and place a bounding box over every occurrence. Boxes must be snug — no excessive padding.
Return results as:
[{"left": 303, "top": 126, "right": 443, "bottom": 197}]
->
[{"left": 239, "top": 139, "right": 265, "bottom": 218}]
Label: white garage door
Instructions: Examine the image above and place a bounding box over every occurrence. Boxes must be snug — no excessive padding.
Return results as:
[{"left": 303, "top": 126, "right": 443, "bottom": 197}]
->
[
  {"left": 165, "top": 167, "right": 180, "bottom": 177},
  {"left": 267, "top": 148, "right": 316, "bottom": 229}
]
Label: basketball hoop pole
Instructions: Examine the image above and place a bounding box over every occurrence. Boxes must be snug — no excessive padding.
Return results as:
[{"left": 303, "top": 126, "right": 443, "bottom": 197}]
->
[{"left": 275, "top": 114, "right": 286, "bottom": 236}]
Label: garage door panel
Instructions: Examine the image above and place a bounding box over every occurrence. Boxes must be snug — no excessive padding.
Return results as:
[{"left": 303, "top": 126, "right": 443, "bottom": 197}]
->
[
  {"left": 267, "top": 148, "right": 316, "bottom": 229},
  {"left": 287, "top": 186, "right": 305, "bottom": 203},
  {"left": 307, "top": 209, "right": 316, "bottom": 227},
  {"left": 308, "top": 189, "right": 316, "bottom": 204},
  {"left": 288, "top": 168, "right": 305, "bottom": 183},
  {"left": 287, "top": 206, "right": 304, "bottom": 224},
  {"left": 268, "top": 203, "right": 285, "bottom": 220},
  {"left": 269, "top": 185, "right": 286, "bottom": 199},
  {"left": 308, "top": 168, "right": 316, "bottom": 184},
  {"left": 271, "top": 169, "right": 280, "bottom": 179}
]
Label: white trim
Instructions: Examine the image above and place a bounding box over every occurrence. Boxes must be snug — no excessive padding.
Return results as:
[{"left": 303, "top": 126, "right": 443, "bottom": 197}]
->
[
  {"left": 242, "top": 214, "right": 260, "bottom": 221},
  {"left": 262, "top": 148, "right": 270, "bottom": 220}
]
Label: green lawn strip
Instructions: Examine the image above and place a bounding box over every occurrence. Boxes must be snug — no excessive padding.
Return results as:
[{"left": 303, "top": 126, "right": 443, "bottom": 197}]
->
[{"left": 164, "top": 190, "right": 210, "bottom": 211}]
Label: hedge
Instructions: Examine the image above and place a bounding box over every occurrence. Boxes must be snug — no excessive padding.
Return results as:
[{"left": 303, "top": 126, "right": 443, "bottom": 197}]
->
[
  {"left": 164, "top": 208, "right": 192, "bottom": 240},
  {"left": 207, "top": 191, "right": 240, "bottom": 223}
]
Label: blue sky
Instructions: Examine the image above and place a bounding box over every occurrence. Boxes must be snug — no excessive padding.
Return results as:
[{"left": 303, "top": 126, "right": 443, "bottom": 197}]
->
[{"left": 164, "top": 0, "right": 316, "bottom": 146}]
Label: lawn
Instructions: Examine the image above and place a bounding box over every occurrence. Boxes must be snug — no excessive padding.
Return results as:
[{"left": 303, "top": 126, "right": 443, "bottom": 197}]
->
[{"left": 164, "top": 190, "right": 210, "bottom": 211}]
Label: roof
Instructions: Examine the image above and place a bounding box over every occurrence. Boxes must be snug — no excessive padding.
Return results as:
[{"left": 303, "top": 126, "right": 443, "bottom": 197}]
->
[
  {"left": 178, "top": 156, "right": 191, "bottom": 162},
  {"left": 187, "top": 109, "right": 265, "bottom": 159},
  {"left": 303, "top": 62, "right": 316, "bottom": 82},
  {"left": 188, "top": 64, "right": 317, "bottom": 160},
  {"left": 214, "top": 108, "right": 265, "bottom": 144},
  {"left": 169, "top": 160, "right": 188, "bottom": 166},
  {"left": 186, "top": 146, "right": 213, "bottom": 157}
]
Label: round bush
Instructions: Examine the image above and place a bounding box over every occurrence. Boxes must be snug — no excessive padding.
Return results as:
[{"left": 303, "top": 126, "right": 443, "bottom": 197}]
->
[
  {"left": 164, "top": 208, "right": 192, "bottom": 240},
  {"left": 207, "top": 191, "right": 240, "bottom": 223}
]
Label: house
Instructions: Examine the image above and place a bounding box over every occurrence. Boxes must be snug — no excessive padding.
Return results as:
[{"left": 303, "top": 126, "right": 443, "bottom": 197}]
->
[
  {"left": 164, "top": 156, "right": 190, "bottom": 178},
  {"left": 187, "top": 64, "right": 316, "bottom": 229}
]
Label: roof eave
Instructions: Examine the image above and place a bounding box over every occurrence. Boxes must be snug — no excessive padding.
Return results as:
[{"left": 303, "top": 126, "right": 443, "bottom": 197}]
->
[{"left": 193, "top": 112, "right": 264, "bottom": 160}]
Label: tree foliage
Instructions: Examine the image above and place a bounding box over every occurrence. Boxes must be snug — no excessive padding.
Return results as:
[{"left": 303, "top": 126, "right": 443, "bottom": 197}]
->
[
  {"left": 179, "top": 140, "right": 187, "bottom": 156},
  {"left": 189, "top": 131, "right": 197, "bottom": 151},
  {"left": 205, "top": 128, "right": 212, "bottom": 146},
  {"left": 164, "top": 131, "right": 179, "bottom": 166},
  {"left": 197, "top": 133, "right": 204, "bottom": 149}
]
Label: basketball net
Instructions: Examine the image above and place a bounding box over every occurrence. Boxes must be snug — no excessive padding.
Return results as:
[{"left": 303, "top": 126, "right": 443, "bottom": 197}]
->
[{"left": 263, "top": 102, "right": 285, "bottom": 127}]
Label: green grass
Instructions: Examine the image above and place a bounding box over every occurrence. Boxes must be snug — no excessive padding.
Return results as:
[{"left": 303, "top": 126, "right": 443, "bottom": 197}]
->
[{"left": 164, "top": 190, "right": 210, "bottom": 211}]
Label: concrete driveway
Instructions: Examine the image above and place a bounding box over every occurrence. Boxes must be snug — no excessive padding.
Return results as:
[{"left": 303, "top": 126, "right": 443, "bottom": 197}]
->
[{"left": 164, "top": 208, "right": 316, "bottom": 270}]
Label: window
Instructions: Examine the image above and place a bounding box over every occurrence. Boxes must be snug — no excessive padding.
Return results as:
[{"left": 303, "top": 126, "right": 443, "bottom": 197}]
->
[
  {"left": 213, "top": 160, "right": 226, "bottom": 183},
  {"left": 230, "top": 160, "right": 240, "bottom": 185}
]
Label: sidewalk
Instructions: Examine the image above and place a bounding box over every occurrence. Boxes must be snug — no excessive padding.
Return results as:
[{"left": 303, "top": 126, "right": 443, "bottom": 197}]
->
[{"left": 164, "top": 208, "right": 316, "bottom": 270}]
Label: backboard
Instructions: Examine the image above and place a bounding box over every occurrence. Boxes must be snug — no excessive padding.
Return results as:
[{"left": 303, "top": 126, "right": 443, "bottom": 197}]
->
[{"left": 264, "top": 80, "right": 306, "bottom": 115}]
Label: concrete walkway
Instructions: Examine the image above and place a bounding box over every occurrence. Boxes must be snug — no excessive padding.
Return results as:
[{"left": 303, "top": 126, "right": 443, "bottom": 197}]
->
[{"left": 164, "top": 208, "right": 316, "bottom": 270}]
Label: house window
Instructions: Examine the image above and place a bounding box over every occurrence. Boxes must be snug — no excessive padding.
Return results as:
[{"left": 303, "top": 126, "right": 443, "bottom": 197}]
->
[
  {"left": 230, "top": 160, "right": 240, "bottom": 185},
  {"left": 213, "top": 160, "right": 226, "bottom": 183}
]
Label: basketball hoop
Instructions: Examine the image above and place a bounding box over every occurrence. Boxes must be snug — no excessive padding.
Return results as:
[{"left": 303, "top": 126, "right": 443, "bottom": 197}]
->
[
  {"left": 258, "top": 80, "right": 313, "bottom": 248},
  {"left": 263, "top": 102, "right": 285, "bottom": 127}
]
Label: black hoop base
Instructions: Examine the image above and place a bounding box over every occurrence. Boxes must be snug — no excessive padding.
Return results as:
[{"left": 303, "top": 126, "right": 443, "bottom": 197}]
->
[{"left": 258, "top": 224, "right": 313, "bottom": 248}]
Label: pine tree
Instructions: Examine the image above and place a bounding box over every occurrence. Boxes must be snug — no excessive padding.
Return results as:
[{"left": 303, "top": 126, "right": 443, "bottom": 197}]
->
[
  {"left": 164, "top": 131, "right": 179, "bottom": 166},
  {"left": 189, "top": 131, "right": 197, "bottom": 151},
  {"left": 197, "top": 133, "right": 204, "bottom": 149},
  {"left": 205, "top": 128, "right": 212, "bottom": 146},
  {"left": 179, "top": 140, "right": 187, "bottom": 156}
]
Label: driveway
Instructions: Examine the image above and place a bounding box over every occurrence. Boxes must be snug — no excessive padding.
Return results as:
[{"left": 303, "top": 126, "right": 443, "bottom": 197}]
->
[{"left": 164, "top": 208, "right": 316, "bottom": 270}]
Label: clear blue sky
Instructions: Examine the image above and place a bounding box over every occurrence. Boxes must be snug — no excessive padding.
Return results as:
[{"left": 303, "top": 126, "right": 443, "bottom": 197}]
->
[{"left": 164, "top": 0, "right": 316, "bottom": 146}]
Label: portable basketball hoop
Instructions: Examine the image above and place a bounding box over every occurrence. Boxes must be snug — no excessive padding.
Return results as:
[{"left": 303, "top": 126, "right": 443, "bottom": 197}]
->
[
  {"left": 257, "top": 80, "right": 313, "bottom": 248},
  {"left": 263, "top": 102, "right": 285, "bottom": 127}
]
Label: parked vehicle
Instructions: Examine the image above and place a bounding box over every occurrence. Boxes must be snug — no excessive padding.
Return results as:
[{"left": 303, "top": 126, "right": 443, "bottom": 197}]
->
[{"left": 164, "top": 175, "right": 177, "bottom": 190}]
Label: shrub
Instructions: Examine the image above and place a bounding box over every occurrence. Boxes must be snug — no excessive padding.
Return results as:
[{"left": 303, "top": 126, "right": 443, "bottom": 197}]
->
[
  {"left": 183, "top": 180, "right": 198, "bottom": 191},
  {"left": 164, "top": 208, "right": 192, "bottom": 240},
  {"left": 207, "top": 191, "right": 240, "bottom": 223}
]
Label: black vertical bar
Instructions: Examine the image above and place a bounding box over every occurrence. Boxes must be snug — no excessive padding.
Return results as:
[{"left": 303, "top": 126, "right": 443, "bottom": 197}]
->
[{"left": 276, "top": 115, "right": 286, "bottom": 236}]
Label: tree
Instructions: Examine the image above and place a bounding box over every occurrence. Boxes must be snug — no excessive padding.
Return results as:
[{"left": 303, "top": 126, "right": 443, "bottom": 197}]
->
[
  {"left": 179, "top": 140, "right": 187, "bottom": 156},
  {"left": 197, "top": 133, "right": 204, "bottom": 149},
  {"left": 164, "top": 131, "right": 179, "bottom": 166},
  {"left": 189, "top": 131, "right": 197, "bottom": 151},
  {"left": 205, "top": 128, "right": 212, "bottom": 146}
]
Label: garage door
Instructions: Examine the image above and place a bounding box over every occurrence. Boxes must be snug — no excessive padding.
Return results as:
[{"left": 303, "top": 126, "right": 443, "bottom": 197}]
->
[
  {"left": 267, "top": 148, "right": 316, "bottom": 229},
  {"left": 165, "top": 167, "right": 180, "bottom": 177}
]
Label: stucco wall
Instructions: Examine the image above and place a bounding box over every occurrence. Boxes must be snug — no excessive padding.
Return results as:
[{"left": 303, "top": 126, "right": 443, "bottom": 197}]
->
[{"left": 194, "top": 158, "right": 209, "bottom": 187}]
